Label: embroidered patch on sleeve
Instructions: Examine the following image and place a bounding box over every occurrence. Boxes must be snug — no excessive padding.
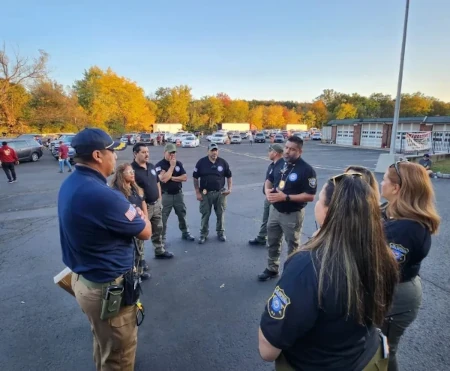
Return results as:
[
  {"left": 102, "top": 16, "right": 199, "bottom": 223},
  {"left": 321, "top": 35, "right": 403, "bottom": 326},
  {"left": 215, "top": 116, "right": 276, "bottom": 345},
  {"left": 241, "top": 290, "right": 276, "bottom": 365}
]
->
[
  {"left": 389, "top": 243, "right": 409, "bottom": 263},
  {"left": 267, "top": 286, "right": 291, "bottom": 320},
  {"left": 125, "top": 204, "right": 137, "bottom": 221},
  {"left": 308, "top": 178, "right": 317, "bottom": 188}
]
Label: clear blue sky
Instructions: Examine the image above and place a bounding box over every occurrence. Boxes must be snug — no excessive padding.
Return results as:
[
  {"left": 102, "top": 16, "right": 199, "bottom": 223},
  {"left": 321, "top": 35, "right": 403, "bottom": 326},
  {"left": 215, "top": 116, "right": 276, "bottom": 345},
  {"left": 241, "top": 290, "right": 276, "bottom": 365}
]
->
[{"left": 2, "top": 0, "right": 449, "bottom": 102}]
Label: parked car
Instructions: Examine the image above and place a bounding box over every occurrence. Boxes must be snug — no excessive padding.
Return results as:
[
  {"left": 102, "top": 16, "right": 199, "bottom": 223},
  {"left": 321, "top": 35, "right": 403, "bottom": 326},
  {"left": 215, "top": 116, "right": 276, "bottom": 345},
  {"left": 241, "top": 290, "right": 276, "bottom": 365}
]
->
[
  {"left": 230, "top": 135, "right": 242, "bottom": 144},
  {"left": 182, "top": 135, "right": 200, "bottom": 148},
  {"left": 210, "top": 132, "right": 228, "bottom": 144},
  {"left": 292, "top": 132, "right": 304, "bottom": 139},
  {"left": 140, "top": 133, "right": 153, "bottom": 145},
  {"left": 120, "top": 134, "right": 139, "bottom": 145},
  {"left": 6, "top": 139, "right": 43, "bottom": 162},
  {"left": 239, "top": 132, "right": 248, "bottom": 139},
  {"left": 52, "top": 135, "right": 76, "bottom": 161},
  {"left": 171, "top": 133, "right": 191, "bottom": 143},
  {"left": 206, "top": 134, "right": 213, "bottom": 142},
  {"left": 281, "top": 130, "right": 289, "bottom": 138},
  {"left": 254, "top": 132, "right": 266, "bottom": 143},
  {"left": 311, "top": 132, "right": 322, "bottom": 141},
  {"left": 274, "top": 134, "right": 285, "bottom": 143}
]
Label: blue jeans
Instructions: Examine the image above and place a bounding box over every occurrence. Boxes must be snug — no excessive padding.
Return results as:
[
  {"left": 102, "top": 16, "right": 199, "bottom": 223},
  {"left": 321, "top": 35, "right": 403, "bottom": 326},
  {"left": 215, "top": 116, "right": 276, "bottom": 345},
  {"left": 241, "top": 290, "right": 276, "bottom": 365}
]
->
[{"left": 59, "top": 159, "right": 72, "bottom": 172}]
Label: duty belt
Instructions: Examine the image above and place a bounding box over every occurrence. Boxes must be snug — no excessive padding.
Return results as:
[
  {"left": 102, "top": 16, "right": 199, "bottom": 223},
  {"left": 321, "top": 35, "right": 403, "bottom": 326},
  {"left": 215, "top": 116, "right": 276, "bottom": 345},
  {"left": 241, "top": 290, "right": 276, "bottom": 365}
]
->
[
  {"left": 162, "top": 190, "right": 182, "bottom": 195},
  {"left": 77, "top": 274, "right": 123, "bottom": 289}
]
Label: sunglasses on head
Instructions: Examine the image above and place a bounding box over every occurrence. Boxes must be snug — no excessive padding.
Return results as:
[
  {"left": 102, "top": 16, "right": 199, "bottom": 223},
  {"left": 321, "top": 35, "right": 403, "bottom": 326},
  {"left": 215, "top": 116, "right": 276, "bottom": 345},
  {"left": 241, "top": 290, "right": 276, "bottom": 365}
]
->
[
  {"left": 389, "top": 160, "right": 408, "bottom": 186},
  {"left": 329, "top": 172, "right": 363, "bottom": 186}
]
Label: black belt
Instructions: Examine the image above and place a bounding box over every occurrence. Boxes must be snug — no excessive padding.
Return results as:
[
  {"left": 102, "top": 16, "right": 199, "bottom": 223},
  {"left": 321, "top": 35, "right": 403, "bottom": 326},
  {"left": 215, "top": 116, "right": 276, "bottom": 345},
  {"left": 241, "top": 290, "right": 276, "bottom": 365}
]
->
[
  {"left": 147, "top": 200, "right": 159, "bottom": 205},
  {"left": 162, "top": 190, "right": 182, "bottom": 195}
]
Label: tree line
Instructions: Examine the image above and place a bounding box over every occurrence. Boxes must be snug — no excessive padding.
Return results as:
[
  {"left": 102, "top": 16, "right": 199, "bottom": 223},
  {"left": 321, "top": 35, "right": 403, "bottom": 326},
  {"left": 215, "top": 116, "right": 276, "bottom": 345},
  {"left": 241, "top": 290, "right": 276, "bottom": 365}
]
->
[{"left": 1, "top": 46, "right": 449, "bottom": 135}]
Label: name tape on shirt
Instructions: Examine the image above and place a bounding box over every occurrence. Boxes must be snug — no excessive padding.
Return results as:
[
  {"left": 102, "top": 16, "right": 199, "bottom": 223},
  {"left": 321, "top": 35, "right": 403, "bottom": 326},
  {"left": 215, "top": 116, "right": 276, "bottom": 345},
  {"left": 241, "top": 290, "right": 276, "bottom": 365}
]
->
[
  {"left": 155, "top": 166, "right": 161, "bottom": 172},
  {"left": 389, "top": 243, "right": 409, "bottom": 263},
  {"left": 267, "top": 286, "right": 291, "bottom": 320},
  {"left": 308, "top": 178, "right": 317, "bottom": 188},
  {"left": 125, "top": 204, "right": 137, "bottom": 221}
]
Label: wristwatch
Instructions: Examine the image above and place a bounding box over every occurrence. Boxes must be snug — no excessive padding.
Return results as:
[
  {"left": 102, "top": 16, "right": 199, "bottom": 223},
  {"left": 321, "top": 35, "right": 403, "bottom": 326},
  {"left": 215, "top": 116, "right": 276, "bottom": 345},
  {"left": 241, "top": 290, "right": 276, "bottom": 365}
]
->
[{"left": 285, "top": 195, "right": 290, "bottom": 202}]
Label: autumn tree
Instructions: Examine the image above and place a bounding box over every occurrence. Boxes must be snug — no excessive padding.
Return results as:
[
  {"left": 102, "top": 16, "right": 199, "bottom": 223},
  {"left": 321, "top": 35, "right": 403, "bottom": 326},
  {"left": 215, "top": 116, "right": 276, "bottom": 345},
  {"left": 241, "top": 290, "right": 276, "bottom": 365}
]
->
[
  {"left": 0, "top": 45, "right": 48, "bottom": 132},
  {"left": 303, "top": 111, "right": 317, "bottom": 129},
  {"left": 400, "top": 92, "right": 433, "bottom": 117},
  {"left": 202, "top": 96, "right": 225, "bottom": 129},
  {"left": 247, "top": 105, "right": 264, "bottom": 130},
  {"left": 223, "top": 99, "right": 249, "bottom": 122},
  {"left": 216, "top": 92, "right": 231, "bottom": 108},
  {"left": 310, "top": 100, "right": 328, "bottom": 127},
  {"left": 154, "top": 85, "right": 191, "bottom": 125},
  {"left": 263, "top": 105, "right": 285, "bottom": 128},
  {"left": 334, "top": 103, "right": 358, "bottom": 119},
  {"left": 283, "top": 108, "right": 301, "bottom": 124}
]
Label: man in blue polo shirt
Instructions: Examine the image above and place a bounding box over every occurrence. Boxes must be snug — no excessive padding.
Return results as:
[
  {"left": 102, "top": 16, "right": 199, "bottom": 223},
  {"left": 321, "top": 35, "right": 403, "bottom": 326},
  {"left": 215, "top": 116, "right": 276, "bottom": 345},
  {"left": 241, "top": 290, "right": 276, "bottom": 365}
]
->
[{"left": 58, "top": 128, "right": 152, "bottom": 371}]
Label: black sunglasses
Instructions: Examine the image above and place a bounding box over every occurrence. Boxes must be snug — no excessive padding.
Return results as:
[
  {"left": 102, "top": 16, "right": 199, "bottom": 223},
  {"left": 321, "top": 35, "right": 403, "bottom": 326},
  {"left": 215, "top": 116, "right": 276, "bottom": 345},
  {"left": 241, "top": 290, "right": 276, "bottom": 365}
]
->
[
  {"left": 389, "top": 161, "right": 407, "bottom": 186},
  {"left": 169, "top": 151, "right": 176, "bottom": 155}
]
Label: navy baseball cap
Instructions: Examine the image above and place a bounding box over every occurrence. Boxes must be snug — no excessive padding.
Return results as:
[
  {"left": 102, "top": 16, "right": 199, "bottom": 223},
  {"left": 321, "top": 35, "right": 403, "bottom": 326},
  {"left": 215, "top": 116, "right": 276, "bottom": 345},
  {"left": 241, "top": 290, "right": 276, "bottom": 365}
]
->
[{"left": 71, "top": 128, "right": 126, "bottom": 155}]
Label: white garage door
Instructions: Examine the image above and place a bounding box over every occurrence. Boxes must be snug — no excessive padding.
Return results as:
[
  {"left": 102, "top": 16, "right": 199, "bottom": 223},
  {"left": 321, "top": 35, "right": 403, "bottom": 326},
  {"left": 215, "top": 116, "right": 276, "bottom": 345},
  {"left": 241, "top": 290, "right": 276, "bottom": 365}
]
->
[
  {"left": 336, "top": 125, "right": 354, "bottom": 145},
  {"left": 360, "top": 124, "right": 382, "bottom": 148}
]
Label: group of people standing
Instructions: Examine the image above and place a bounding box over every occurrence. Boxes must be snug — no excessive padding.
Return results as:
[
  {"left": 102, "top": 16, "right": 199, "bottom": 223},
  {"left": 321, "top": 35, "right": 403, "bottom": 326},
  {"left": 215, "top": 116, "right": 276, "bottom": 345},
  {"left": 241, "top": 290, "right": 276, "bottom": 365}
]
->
[
  {"left": 254, "top": 143, "right": 440, "bottom": 370},
  {"left": 57, "top": 128, "right": 439, "bottom": 371}
]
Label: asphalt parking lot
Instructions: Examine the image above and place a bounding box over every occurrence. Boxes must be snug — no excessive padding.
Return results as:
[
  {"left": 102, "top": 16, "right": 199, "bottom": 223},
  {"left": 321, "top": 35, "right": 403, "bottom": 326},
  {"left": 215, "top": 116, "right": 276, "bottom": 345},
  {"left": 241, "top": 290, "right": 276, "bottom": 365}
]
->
[{"left": 0, "top": 139, "right": 449, "bottom": 371}]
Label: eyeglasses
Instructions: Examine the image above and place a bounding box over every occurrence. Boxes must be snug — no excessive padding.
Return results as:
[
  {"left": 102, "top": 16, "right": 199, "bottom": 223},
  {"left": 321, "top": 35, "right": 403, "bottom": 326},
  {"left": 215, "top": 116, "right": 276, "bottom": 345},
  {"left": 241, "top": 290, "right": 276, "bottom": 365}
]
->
[
  {"left": 124, "top": 170, "right": 135, "bottom": 175},
  {"left": 329, "top": 172, "right": 363, "bottom": 186},
  {"left": 389, "top": 161, "right": 407, "bottom": 186}
]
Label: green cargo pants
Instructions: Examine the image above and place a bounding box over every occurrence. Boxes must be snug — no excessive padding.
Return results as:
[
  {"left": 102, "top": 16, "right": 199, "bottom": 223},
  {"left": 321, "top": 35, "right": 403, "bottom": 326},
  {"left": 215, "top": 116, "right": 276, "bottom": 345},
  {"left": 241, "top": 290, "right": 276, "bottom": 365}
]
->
[
  {"left": 256, "top": 198, "right": 271, "bottom": 241},
  {"left": 199, "top": 190, "right": 227, "bottom": 238},
  {"left": 161, "top": 192, "right": 190, "bottom": 243},
  {"left": 147, "top": 200, "right": 165, "bottom": 256},
  {"left": 267, "top": 206, "right": 305, "bottom": 273}
]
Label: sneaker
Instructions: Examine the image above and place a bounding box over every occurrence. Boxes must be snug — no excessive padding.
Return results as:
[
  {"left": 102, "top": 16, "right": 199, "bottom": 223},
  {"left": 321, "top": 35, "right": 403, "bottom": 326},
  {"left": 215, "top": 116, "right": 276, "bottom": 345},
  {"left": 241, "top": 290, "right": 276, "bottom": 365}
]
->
[
  {"left": 155, "top": 251, "right": 174, "bottom": 259},
  {"left": 248, "top": 238, "right": 266, "bottom": 246},
  {"left": 8, "top": 180, "right": 13, "bottom": 184},
  {"left": 198, "top": 236, "right": 207, "bottom": 244},
  {"left": 182, "top": 233, "right": 195, "bottom": 241},
  {"left": 218, "top": 235, "right": 226, "bottom": 242}
]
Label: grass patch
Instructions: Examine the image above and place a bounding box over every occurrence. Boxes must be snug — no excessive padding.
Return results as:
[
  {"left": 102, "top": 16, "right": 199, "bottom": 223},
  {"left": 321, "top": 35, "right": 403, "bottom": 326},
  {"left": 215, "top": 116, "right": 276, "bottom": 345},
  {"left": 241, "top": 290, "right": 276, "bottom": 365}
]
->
[{"left": 433, "top": 158, "right": 450, "bottom": 174}]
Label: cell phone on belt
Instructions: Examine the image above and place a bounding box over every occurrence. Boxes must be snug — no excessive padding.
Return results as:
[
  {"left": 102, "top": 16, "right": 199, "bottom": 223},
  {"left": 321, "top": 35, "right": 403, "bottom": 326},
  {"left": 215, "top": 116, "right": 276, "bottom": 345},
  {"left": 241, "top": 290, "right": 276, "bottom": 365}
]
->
[{"left": 104, "top": 285, "right": 124, "bottom": 299}]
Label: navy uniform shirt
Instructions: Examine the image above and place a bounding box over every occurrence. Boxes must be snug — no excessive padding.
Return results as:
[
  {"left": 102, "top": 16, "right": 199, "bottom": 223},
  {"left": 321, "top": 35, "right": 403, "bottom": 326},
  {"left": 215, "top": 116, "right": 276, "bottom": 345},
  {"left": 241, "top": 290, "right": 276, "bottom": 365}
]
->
[
  {"left": 132, "top": 161, "right": 160, "bottom": 203},
  {"left": 268, "top": 157, "right": 317, "bottom": 213},
  {"left": 260, "top": 251, "right": 379, "bottom": 371},
  {"left": 263, "top": 158, "right": 284, "bottom": 195},
  {"left": 193, "top": 156, "right": 232, "bottom": 191},
  {"left": 58, "top": 166, "right": 146, "bottom": 283},
  {"left": 155, "top": 159, "right": 186, "bottom": 194},
  {"left": 384, "top": 219, "right": 431, "bottom": 282}
]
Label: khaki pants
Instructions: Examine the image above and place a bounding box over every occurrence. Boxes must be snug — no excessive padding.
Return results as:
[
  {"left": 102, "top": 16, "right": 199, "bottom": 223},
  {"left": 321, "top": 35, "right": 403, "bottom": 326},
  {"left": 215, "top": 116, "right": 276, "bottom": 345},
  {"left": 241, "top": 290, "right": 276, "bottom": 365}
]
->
[
  {"left": 161, "top": 192, "right": 189, "bottom": 243},
  {"left": 275, "top": 344, "right": 388, "bottom": 371},
  {"left": 147, "top": 201, "right": 165, "bottom": 255},
  {"left": 267, "top": 206, "right": 305, "bottom": 273},
  {"left": 71, "top": 273, "right": 138, "bottom": 371},
  {"left": 199, "top": 191, "right": 227, "bottom": 238}
]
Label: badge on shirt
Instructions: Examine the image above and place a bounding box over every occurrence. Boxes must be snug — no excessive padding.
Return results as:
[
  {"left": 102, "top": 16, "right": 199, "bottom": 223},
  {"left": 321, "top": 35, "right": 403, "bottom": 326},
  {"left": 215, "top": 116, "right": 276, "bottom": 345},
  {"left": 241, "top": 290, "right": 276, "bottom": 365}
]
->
[
  {"left": 125, "top": 204, "right": 137, "bottom": 221},
  {"left": 308, "top": 177, "right": 317, "bottom": 188},
  {"left": 289, "top": 173, "right": 298, "bottom": 181},
  {"left": 267, "top": 286, "right": 291, "bottom": 320},
  {"left": 217, "top": 165, "right": 223, "bottom": 172},
  {"left": 175, "top": 166, "right": 180, "bottom": 172},
  {"left": 151, "top": 169, "right": 156, "bottom": 176},
  {"left": 389, "top": 243, "right": 409, "bottom": 263}
]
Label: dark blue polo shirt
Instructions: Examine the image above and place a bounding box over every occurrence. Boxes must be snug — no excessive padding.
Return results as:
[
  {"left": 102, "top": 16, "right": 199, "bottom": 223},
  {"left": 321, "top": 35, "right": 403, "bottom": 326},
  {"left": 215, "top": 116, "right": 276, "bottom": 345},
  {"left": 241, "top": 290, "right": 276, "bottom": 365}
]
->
[
  {"left": 260, "top": 251, "right": 379, "bottom": 370},
  {"left": 58, "top": 165, "right": 146, "bottom": 283}
]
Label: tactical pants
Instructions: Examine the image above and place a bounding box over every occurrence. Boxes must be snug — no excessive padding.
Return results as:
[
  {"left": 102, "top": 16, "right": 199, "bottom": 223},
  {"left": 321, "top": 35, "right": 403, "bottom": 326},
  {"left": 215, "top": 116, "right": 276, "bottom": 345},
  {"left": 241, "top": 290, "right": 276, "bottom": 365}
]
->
[
  {"left": 161, "top": 192, "right": 190, "bottom": 243},
  {"left": 147, "top": 201, "right": 165, "bottom": 256},
  {"left": 199, "top": 191, "right": 227, "bottom": 238},
  {"left": 382, "top": 276, "right": 422, "bottom": 371},
  {"left": 267, "top": 206, "right": 305, "bottom": 273},
  {"left": 256, "top": 198, "right": 271, "bottom": 241},
  {"left": 275, "top": 343, "right": 388, "bottom": 371},
  {"left": 71, "top": 273, "right": 138, "bottom": 371},
  {"left": 135, "top": 239, "right": 145, "bottom": 275}
]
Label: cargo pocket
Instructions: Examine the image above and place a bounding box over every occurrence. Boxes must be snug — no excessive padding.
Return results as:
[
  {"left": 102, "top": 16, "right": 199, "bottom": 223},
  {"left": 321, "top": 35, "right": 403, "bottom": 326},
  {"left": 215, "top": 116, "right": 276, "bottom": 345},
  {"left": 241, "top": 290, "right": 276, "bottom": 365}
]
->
[{"left": 109, "top": 305, "right": 138, "bottom": 351}]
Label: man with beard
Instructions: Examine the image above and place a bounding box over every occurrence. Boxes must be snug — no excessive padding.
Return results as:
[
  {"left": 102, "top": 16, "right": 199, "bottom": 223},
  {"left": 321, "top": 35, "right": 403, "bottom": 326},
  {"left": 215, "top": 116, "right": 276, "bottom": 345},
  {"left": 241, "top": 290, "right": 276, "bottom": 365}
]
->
[
  {"left": 193, "top": 143, "right": 232, "bottom": 244},
  {"left": 258, "top": 136, "right": 317, "bottom": 281},
  {"left": 132, "top": 143, "right": 174, "bottom": 260}
]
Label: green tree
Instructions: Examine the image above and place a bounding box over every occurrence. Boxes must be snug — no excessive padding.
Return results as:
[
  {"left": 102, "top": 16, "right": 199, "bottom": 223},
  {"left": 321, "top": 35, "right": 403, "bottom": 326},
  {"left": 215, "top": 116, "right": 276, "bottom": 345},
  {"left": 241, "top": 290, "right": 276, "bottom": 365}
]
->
[
  {"left": 202, "top": 96, "right": 225, "bottom": 129},
  {"left": 334, "top": 103, "right": 358, "bottom": 119},
  {"left": 400, "top": 92, "right": 433, "bottom": 117},
  {"left": 303, "top": 111, "right": 317, "bottom": 128},
  {"left": 154, "top": 85, "right": 192, "bottom": 125}
]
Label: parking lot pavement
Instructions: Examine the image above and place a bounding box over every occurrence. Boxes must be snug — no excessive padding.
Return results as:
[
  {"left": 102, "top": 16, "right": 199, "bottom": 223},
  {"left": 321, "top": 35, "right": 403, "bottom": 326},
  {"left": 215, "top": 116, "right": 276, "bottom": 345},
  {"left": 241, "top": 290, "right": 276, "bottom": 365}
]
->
[{"left": 0, "top": 140, "right": 449, "bottom": 371}]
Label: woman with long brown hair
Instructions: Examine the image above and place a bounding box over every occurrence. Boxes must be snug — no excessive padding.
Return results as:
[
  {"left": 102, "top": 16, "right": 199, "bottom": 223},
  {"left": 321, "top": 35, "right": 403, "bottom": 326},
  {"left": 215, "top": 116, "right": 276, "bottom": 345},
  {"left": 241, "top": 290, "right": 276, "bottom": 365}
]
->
[
  {"left": 381, "top": 161, "right": 440, "bottom": 371},
  {"left": 259, "top": 173, "right": 398, "bottom": 371},
  {"left": 110, "top": 163, "right": 151, "bottom": 280}
]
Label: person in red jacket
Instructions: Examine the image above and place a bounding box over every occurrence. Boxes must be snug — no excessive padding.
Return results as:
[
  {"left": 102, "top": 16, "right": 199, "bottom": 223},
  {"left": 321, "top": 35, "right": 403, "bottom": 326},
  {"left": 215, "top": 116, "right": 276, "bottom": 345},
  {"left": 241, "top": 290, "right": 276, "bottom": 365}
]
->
[
  {"left": 58, "top": 141, "right": 73, "bottom": 173},
  {"left": 0, "top": 141, "right": 19, "bottom": 183}
]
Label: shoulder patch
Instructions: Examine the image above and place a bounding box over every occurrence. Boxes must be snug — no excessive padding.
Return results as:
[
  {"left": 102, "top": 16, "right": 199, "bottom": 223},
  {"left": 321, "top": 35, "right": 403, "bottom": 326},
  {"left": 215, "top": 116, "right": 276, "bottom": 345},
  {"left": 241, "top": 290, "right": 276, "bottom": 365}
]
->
[
  {"left": 308, "top": 177, "right": 317, "bottom": 188},
  {"left": 151, "top": 169, "right": 156, "bottom": 176},
  {"left": 288, "top": 173, "right": 298, "bottom": 181},
  {"left": 389, "top": 243, "right": 409, "bottom": 263},
  {"left": 125, "top": 204, "right": 137, "bottom": 221},
  {"left": 267, "top": 286, "right": 291, "bottom": 320}
]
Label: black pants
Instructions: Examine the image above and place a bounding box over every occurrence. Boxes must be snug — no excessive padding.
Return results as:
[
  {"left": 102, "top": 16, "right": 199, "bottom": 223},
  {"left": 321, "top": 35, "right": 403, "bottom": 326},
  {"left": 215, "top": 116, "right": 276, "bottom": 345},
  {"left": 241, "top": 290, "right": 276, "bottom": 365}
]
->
[{"left": 2, "top": 162, "right": 16, "bottom": 181}]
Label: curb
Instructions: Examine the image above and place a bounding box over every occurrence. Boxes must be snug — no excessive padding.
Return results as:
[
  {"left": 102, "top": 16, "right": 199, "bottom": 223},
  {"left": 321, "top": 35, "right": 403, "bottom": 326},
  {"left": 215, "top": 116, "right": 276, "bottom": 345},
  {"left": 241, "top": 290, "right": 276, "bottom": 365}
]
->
[
  {"left": 436, "top": 172, "right": 450, "bottom": 179},
  {"left": 317, "top": 143, "right": 390, "bottom": 152}
]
